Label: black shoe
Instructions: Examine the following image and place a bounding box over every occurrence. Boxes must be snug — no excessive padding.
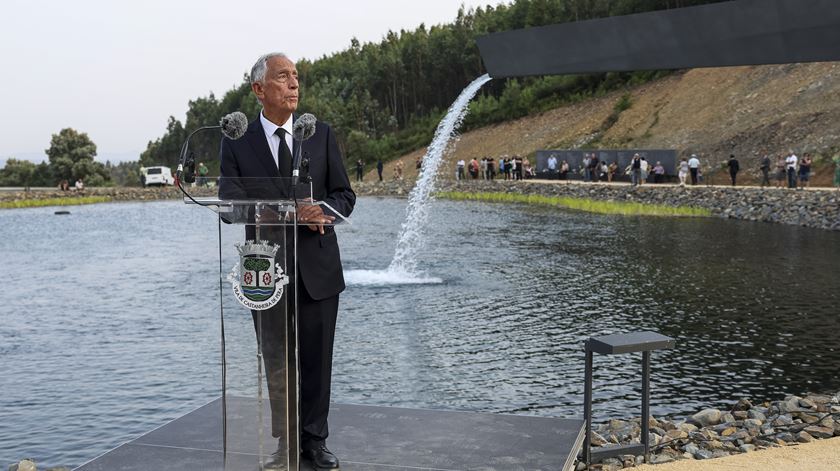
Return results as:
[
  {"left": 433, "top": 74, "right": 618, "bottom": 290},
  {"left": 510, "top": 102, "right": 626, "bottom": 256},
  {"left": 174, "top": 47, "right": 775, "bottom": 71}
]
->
[
  {"left": 301, "top": 443, "right": 340, "bottom": 470},
  {"left": 261, "top": 442, "right": 286, "bottom": 471}
]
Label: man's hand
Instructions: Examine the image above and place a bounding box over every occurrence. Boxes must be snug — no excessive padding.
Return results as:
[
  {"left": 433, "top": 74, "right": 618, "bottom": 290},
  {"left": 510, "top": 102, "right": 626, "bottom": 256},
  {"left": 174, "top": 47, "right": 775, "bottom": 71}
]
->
[{"left": 297, "top": 200, "right": 335, "bottom": 234}]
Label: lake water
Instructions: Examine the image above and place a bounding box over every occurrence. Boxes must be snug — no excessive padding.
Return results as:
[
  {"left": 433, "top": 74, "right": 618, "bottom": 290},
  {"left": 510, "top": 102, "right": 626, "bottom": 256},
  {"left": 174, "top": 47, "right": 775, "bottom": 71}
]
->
[{"left": 1, "top": 197, "right": 838, "bottom": 468}]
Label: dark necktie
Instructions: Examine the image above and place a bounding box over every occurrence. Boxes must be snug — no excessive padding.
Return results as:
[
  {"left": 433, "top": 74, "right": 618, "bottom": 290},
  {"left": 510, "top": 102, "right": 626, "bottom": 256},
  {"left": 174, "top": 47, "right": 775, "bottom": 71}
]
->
[{"left": 275, "top": 128, "right": 292, "bottom": 178}]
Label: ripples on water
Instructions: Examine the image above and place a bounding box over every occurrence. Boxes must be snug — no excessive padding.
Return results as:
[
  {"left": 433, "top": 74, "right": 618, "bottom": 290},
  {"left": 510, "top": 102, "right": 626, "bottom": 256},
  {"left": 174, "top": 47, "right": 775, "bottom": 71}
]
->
[{"left": 0, "top": 197, "right": 838, "bottom": 467}]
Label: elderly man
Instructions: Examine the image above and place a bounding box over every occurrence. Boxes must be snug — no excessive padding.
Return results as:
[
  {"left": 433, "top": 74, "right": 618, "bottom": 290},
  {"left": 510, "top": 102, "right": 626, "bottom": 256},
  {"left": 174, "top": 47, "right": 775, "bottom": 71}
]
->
[{"left": 220, "top": 52, "right": 354, "bottom": 470}]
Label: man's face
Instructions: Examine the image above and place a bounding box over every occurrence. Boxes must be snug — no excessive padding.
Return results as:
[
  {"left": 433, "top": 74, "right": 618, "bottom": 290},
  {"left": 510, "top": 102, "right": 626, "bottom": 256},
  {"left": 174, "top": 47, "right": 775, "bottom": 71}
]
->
[{"left": 253, "top": 56, "right": 299, "bottom": 117}]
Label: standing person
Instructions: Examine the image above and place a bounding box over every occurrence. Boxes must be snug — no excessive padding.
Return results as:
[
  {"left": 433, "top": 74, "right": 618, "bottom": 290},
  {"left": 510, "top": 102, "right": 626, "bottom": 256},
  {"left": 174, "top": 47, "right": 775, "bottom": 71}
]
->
[
  {"left": 834, "top": 153, "right": 840, "bottom": 189},
  {"left": 376, "top": 159, "right": 383, "bottom": 182},
  {"left": 600, "top": 160, "right": 609, "bottom": 182},
  {"left": 479, "top": 157, "right": 487, "bottom": 180},
  {"left": 582, "top": 153, "right": 591, "bottom": 182},
  {"left": 547, "top": 154, "right": 558, "bottom": 179},
  {"left": 688, "top": 154, "right": 701, "bottom": 185},
  {"left": 487, "top": 157, "right": 495, "bottom": 180},
  {"left": 775, "top": 155, "right": 786, "bottom": 188},
  {"left": 456, "top": 159, "right": 465, "bottom": 181},
  {"left": 498, "top": 157, "right": 506, "bottom": 180},
  {"left": 653, "top": 161, "right": 665, "bottom": 184},
  {"left": 355, "top": 159, "right": 364, "bottom": 182},
  {"left": 514, "top": 155, "right": 524, "bottom": 181},
  {"left": 678, "top": 157, "right": 689, "bottom": 186},
  {"left": 607, "top": 161, "right": 618, "bottom": 182},
  {"left": 630, "top": 153, "right": 642, "bottom": 186},
  {"left": 197, "top": 162, "right": 209, "bottom": 186},
  {"left": 639, "top": 157, "right": 649, "bottom": 186},
  {"left": 727, "top": 154, "right": 740, "bottom": 186},
  {"left": 219, "top": 52, "right": 355, "bottom": 470},
  {"left": 416, "top": 155, "right": 423, "bottom": 171},
  {"left": 395, "top": 160, "right": 404, "bottom": 180},
  {"left": 468, "top": 158, "right": 479, "bottom": 179},
  {"left": 590, "top": 154, "right": 600, "bottom": 182},
  {"left": 785, "top": 151, "right": 798, "bottom": 189},
  {"left": 560, "top": 160, "right": 570, "bottom": 181},
  {"left": 798, "top": 153, "right": 812, "bottom": 189},
  {"left": 759, "top": 153, "right": 771, "bottom": 187}
]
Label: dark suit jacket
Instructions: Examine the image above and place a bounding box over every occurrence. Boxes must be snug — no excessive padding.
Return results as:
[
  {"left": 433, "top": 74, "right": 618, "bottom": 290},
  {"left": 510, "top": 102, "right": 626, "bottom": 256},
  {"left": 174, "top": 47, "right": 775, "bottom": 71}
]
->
[{"left": 219, "top": 117, "right": 355, "bottom": 301}]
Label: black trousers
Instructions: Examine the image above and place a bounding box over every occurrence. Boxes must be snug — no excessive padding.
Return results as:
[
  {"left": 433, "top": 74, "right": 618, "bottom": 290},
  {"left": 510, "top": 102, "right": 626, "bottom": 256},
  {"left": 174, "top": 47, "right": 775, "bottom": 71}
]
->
[{"left": 252, "top": 277, "right": 339, "bottom": 449}]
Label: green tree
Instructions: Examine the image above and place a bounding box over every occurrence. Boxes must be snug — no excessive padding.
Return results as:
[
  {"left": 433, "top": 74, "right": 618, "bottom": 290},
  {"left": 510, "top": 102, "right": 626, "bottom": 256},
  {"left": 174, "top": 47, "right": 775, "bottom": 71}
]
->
[
  {"left": 140, "top": 0, "right": 725, "bottom": 169},
  {"left": 243, "top": 257, "right": 271, "bottom": 287},
  {"left": 45, "top": 128, "right": 110, "bottom": 186},
  {"left": 0, "top": 159, "right": 52, "bottom": 187},
  {"left": 106, "top": 161, "right": 142, "bottom": 187}
]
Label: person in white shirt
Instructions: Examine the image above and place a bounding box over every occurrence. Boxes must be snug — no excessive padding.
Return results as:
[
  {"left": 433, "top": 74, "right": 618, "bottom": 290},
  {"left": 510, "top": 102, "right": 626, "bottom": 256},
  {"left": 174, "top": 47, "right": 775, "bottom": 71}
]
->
[
  {"left": 74, "top": 178, "right": 84, "bottom": 190},
  {"left": 456, "top": 159, "right": 465, "bottom": 180},
  {"left": 547, "top": 154, "right": 558, "bottom": 179},
  {"left": 639, "top": 158, "right": 649, "bottom": 185},
  {"left": 678, "top": 157, "right": 690, "bottom": 186},
  {"left": 785, "top": 151, "right": 798, "bottom": 189},
  {"left": 688, "top": 154, "right": 701, "bottom": 185}
]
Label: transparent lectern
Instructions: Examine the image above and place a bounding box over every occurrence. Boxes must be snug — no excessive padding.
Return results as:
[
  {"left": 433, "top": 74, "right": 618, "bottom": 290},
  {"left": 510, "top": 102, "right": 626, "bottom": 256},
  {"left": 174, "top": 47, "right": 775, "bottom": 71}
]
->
[{"left": 184, "top": 177, "right": 349, "bottom": 471}]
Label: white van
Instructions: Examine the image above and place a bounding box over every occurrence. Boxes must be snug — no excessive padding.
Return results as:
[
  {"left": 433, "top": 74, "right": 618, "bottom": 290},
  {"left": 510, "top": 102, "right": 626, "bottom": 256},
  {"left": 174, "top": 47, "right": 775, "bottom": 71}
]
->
[{"left": 142, "top": 166, "right": 175, "bottom": 187}]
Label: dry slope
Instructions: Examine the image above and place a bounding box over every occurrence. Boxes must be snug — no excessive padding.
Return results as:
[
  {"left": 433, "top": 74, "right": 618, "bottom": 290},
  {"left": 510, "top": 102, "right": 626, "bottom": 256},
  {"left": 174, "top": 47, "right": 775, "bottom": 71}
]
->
[{"left": 369, "top": 62, "right": 840, "bottom": 186}]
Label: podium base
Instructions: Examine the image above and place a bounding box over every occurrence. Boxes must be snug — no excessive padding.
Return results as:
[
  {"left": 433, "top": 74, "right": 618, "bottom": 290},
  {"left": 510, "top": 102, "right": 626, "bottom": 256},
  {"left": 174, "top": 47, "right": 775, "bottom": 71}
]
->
[{"left": 74, "top": 396, "right": 585, "bottom": 471}]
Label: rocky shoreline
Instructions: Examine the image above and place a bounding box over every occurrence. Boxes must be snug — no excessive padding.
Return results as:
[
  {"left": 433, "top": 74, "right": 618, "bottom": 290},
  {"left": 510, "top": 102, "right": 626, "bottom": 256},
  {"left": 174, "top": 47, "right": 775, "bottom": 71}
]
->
[
  {"left": 3, "top": 180, "right": 839, "bottom": 231},
  {"left": 0, "top": 186, "right": 218, "bottom": 204},
  {"left": 580, "top": 392, "right": 840, "bottom": 470},
  {"left": 353, "top": 180, "right": 840, "bottom": 231}
]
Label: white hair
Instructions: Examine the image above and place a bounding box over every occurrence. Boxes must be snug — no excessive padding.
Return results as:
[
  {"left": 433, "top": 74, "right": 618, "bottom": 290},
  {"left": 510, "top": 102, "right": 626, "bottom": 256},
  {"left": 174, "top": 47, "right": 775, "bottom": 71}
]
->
[{"left": 250, "top": 52, "right": 290, "bottom": 85}]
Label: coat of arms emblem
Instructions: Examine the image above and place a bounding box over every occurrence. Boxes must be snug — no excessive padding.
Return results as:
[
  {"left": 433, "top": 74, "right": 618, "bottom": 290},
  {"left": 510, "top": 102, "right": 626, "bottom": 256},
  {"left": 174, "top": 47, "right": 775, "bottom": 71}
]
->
[{"left": 227, "top": 241, "right": 289, "bottom": 310}]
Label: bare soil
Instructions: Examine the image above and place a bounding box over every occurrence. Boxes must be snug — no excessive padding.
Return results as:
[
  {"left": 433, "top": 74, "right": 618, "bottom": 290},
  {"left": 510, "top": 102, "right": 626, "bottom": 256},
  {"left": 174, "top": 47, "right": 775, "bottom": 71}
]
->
[{"left": 369, "top": 62, "right": 840, "bottom": 187}]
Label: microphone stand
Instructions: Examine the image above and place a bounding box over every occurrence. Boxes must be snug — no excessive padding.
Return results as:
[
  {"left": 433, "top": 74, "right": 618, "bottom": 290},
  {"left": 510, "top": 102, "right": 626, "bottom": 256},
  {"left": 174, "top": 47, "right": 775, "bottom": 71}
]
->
[{"left": 176, "top": 125, "right": 221, "bottom": 182}]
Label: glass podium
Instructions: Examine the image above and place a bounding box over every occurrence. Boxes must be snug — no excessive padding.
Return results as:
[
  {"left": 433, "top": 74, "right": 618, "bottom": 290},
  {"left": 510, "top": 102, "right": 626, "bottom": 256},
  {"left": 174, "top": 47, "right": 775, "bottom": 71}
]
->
[{"left": 184, "top": 177, "right": 349, "bottom": 471}]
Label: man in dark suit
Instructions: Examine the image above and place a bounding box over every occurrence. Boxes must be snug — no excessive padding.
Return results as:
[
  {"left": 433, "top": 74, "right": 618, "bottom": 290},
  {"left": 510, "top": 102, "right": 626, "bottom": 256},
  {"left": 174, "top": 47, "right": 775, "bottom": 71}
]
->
[{"left": 219, "top": 52, "right": 355, "bottom": 470}]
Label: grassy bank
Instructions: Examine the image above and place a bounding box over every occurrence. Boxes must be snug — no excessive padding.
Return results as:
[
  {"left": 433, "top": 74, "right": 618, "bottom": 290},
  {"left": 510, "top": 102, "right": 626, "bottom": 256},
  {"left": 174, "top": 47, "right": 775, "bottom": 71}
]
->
[
  {"left": 437, "top": 191, "right": 712, "bottom": 217},
  {"left": 0, "top": 196, "right": 113, "bottom": 209}
]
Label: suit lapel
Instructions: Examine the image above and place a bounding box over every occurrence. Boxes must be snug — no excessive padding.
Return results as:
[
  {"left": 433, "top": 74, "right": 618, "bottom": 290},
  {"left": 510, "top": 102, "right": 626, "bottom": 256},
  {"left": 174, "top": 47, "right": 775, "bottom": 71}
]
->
[{"left": 245, "top": 120, "right": 280, "bottom": 178}]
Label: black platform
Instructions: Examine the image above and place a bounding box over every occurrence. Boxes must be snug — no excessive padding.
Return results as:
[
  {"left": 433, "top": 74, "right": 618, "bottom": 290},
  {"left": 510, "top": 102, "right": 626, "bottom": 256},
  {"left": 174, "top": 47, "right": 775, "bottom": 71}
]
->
[{"left": 74, "top": 397, "right": 585, "bottom": 471}]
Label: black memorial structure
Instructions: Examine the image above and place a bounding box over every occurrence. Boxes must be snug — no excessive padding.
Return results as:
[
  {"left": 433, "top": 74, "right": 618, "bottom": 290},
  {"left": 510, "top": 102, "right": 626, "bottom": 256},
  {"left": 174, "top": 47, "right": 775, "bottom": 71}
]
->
[{"left": 477, "top": 0, "right": 840, "bottom": 78}]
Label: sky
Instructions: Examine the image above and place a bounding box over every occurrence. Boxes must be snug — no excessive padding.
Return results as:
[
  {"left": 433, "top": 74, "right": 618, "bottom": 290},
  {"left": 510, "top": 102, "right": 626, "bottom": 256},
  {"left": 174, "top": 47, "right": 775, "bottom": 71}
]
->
[{"left": 0, "top": 0, "right": 492, "bottom": 166}]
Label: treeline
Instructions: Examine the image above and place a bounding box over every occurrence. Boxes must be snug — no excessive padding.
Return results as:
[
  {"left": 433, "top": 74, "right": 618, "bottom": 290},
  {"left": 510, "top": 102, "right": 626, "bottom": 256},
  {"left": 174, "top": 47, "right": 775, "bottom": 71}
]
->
[
  {"left": 141, "top": 0, "right": 722, "bottom": 172},
  {"left": 0, "top": 128, "right": 118, "bottom": 188}
]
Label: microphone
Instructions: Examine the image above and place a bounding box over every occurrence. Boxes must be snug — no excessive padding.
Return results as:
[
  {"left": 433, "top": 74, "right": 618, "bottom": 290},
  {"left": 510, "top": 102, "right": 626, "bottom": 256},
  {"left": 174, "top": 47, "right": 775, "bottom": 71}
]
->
[
  {"left": 291, "top": 113, "right": 317, "bottom": 186},
  {"left": 220, "top": 111, "right": 248, "bottom": 140},
  {"left": 176, "top": 111, "right": 248, "bottom": 181}
]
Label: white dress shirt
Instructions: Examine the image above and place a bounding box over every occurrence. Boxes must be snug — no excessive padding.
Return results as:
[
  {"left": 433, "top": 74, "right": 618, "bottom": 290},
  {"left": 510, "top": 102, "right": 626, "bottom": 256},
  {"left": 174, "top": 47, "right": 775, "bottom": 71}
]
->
[{"left": 260, "top": 111, "right": 294, "bottom": 169}]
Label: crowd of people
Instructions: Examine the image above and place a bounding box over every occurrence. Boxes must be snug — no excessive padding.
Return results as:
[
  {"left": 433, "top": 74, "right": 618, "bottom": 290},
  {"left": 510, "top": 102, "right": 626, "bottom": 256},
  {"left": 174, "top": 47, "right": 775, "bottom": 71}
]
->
[
  {"left": 352, "top": 150, "right": 840, "bottom": 189},
  {"left": 456, "top": 156, "right": 535, "bottom": 181},
  {"left": 762, "top": 151, "right": 813, "bottom": 189},
  {"left": 450, "top": 150, "right": 840, "bottom": 189}
]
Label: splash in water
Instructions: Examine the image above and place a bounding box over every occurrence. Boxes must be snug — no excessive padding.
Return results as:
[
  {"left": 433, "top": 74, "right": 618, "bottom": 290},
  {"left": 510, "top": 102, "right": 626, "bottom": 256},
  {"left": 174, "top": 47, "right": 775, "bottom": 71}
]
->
[{"left": 345, "top": 74, "right": 492, "bottom": 286}]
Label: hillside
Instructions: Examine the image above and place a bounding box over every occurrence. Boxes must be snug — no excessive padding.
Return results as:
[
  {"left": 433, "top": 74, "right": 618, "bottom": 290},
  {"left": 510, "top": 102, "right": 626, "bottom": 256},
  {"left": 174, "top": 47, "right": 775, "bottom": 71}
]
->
[{"left": 368, "top": 62, "right": 840, "bottom": 186}]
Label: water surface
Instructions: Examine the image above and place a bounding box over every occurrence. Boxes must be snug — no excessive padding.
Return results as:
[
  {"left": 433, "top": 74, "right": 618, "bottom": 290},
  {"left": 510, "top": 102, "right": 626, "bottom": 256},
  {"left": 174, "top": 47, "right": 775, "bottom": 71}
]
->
[{"left": 0, "top": 197, "right": 838, "bottom": 467}]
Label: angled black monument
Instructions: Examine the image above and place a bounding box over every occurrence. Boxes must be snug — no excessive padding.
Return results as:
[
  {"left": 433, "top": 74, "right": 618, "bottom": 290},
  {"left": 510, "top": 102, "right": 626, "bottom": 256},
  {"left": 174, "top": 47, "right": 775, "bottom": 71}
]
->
[{"left": 477, "top": 0, "right": 840, "bottom": 78}]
